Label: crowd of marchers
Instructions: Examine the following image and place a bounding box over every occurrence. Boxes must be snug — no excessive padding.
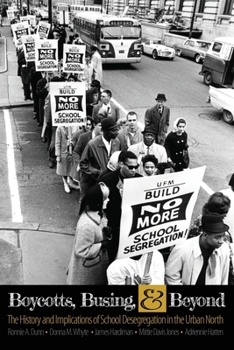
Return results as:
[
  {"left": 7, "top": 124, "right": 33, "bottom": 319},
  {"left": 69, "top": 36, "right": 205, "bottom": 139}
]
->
[{"left": 9, "top": 12, "right": 234, "bottom": 286}]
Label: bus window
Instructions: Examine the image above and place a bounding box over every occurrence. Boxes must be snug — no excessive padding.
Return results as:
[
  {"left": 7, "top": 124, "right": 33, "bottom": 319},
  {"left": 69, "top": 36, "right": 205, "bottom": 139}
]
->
[
  {"left": 101, "top": 26, "right": 141, "bottom": 39},
  {"left": 101, "top": 27, "right": 121, "bottom": 39},
  {"left": 121, "top": 26, "right": 141, "bottom": 39}
]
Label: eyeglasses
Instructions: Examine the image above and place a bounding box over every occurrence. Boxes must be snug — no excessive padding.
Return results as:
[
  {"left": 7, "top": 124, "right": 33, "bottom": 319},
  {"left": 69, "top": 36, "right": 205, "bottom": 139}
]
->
[
  {"left": 124, "top": 163, "right": 139, "bottom": 170},
  {"left": 86, "top": 123, "right": 92, "bottom": 126}
]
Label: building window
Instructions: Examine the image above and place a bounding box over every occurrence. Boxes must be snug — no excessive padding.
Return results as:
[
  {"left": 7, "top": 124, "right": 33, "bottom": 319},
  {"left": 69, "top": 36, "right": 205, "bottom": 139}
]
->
[
  {"left": 198, "top": 0, "right": 206, "bottom": 13},
  {"left": 178, "top": 0, "right": 184, "bottom": 12},
  {"left": 223, "top": 0, "right": 234, "bottom": 14}
]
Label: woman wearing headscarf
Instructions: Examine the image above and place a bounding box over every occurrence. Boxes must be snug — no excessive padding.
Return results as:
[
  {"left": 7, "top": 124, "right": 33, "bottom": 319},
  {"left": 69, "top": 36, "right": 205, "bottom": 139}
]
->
[
  {"left": 67, "top": 182, "right": 111, "bottom": 285},
  {"left": 164, "top": 117, "right": 189, "bottom": 172}
]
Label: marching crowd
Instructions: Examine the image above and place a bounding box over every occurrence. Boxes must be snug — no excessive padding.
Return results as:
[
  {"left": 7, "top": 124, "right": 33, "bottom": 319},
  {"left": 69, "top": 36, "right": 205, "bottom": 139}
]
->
[{"left": 12, "top": 14, "right": 234, "bottom": 286}]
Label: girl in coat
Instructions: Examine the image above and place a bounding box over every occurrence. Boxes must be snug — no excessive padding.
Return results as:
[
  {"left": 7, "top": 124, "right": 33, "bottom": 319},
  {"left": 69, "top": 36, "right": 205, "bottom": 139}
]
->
[
  {"left": 164, "top": 117, "right": 189, "bottom": 172},
  {"left": 67, "top": 182, "right": 111, "bottom": 285}
]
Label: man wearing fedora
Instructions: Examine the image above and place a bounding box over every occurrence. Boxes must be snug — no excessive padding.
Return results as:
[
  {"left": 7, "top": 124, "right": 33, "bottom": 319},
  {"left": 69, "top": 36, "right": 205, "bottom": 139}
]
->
[
  {"left": 145, "top": 93, "right": 170, "bottom": 145},
  {"left": 128, "top": 125, "right": 167, "bottom": 175},
  {"left": 79, "top": 117, "right": 120, "bottom": 198},
  {"left": 86, "top": 80, "right": 102, "bottom": 116},
  {"left": 165, "top": 213, "right": 230, "bottom": 285}
]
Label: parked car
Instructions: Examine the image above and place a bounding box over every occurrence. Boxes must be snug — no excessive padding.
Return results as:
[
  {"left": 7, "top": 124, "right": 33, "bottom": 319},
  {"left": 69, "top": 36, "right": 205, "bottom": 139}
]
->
[
  {"left": 174, "top": 38, "right": 211, "bottom": 64},
  {"left": 141, "top": 38, "right": 175, "bottom": 60},
  {"left": 207, "top": 85, "right": 234, "bottom": 124}
]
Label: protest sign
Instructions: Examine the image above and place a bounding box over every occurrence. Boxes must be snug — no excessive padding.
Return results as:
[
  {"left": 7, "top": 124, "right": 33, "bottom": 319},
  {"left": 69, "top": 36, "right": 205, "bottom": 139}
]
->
[
  {"left": 27, "top": 15, "right": 36, "bottom": 28},
  {"left": 50, "top": 81, "right": 86, "bottom": 127},
  {"left": 20, "top": 16, "right": 30, "bottom": 24},
  {"left": 21, "top": 34, "right": 38, "bottom": 62},
  {"left": 63, "top": 44, "right": 85, "bottom": 74},
  {"left": 35, "top": 38, "right": 58, "bottom": 71},
  {"left": 116, "top": 166, "right": 206, "bottom": 259},
  {"left": 7, "top": 9, "right": 15, "bottom": 20},
  {"left": 37, "top": 21, "right": 51, "bottom": 39},
  {"left": 11, "top": 21, "right": 30, "bottom": 48}
]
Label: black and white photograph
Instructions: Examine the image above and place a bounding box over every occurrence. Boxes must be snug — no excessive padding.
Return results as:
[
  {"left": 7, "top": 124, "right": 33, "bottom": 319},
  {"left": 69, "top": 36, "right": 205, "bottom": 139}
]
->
[{"left": 0, "top": 0, "right": 233, "bottom": 340}]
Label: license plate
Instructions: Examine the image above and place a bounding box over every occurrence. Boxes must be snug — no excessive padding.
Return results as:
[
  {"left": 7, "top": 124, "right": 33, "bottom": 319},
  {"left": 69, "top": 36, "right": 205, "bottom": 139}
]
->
[{"left": 119, "top": 50, "right": 124, "bottom": 53}]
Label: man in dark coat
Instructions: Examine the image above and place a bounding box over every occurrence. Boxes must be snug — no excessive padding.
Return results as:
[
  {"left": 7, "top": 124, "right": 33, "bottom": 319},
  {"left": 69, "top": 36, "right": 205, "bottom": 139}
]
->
[
  {"left": 100, "top": 151, "right": 142, "bottom": 263},
  {"left": 17, "top": 49, "right": 33, "bottom": 100},
  {"left": 86, "top": 79, "right": 102, "bottom": 116},
  {"left": 30, "top": 64, "right": 42, "bottom": 120},
  {"left": 79, "top": 117, "right": 120, "bottom": 199},
  {"left": 145, "top": 93, "right": 170, "bottom": 145},
  {"left": 53, "top": 30, "right": 64, "bottom": 61}
]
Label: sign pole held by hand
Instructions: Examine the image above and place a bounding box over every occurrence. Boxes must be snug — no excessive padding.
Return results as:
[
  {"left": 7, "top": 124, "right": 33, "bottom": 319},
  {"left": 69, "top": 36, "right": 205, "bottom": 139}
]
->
[{"left": 143, "top": 251, "right": 153, "bottom": 277}]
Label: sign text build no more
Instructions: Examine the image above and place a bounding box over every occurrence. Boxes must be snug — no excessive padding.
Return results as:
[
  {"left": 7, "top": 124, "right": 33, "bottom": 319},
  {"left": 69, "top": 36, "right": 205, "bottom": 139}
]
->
[{"left": 117, "top": 166, "right": 206, "bottom": 258}]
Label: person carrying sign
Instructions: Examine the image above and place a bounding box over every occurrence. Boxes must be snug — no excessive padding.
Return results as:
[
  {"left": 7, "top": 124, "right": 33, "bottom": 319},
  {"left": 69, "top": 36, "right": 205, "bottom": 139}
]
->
[
  {"left": 100, "top": 151, "right": 142, "bottom": 263},
  {"left": 107, "top": 250, "right": 165, "bottom": 285},
  {"left": 79, "top": 117, "right": 120, "bottom": 198},
  {"left": 90, "top": 45, "right": 103, "bottom": 85},
  {"left": 55, "top": 125, "right": 78, "bottom": 193},
  {"left": 165, "top": 213, "right": 230, "bottom": 285}
]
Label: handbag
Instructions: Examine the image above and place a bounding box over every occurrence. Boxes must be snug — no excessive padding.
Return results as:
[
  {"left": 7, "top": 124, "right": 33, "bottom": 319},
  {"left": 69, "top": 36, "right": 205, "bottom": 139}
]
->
[
  {"left": 183, "top": 149, "right": 190, "bottom": 168},
  {"left": 83, "top": 255, "right": 101, "bottom": 267}
]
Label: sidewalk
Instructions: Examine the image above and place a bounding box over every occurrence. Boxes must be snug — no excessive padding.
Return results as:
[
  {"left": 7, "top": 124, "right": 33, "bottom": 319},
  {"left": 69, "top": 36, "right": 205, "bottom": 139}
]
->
[
  {"left": 0, "top": 23, "right": 34, "bottom": 109},
  {"left": 0, "top": 24, "right": 74, "bottom": 285}
]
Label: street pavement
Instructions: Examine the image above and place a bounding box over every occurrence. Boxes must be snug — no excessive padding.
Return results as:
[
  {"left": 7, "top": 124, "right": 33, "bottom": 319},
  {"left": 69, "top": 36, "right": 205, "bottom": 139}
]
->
[{"left": 0, "top": 23, "right": 74, "bottom": 285}]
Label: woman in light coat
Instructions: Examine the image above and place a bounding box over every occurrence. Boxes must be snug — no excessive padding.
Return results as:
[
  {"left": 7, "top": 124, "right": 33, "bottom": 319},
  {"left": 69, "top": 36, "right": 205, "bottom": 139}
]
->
[
  {"left": 55, "top": 125, "right": 79, "bottom": 193},
  {"left": 67, "top": 182, "right": 111, "bottom": 285}
]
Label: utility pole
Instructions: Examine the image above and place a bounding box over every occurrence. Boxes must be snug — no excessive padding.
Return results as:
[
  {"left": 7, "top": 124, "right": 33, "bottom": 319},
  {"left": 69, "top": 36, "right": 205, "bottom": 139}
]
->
[
  {"left": 48, "top": 0, "right": 52, "bottom": 24},
  {"left": 189, "top": 0, "right": 198, "bottom": 39}
]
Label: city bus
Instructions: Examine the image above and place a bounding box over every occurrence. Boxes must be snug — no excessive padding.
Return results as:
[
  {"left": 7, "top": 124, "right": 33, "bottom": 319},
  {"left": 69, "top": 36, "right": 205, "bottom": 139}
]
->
[
  {"left": 69, "top": 4, "right": 103, "bottom": 30},
  {"left": 52, "top": 3, "right": 71, "bottom": 26},
  {"left": 73, "top": 12, "right": 142, "bottom": 64},
  {"left": 70, "top": 4, "right": 102, "bottom": 13}
]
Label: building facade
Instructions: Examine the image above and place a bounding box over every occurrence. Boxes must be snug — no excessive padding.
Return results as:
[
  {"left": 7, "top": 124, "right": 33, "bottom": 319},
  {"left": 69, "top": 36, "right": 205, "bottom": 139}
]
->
[{"left": 50, "top": 0, "right": 234, "bottom": 40}]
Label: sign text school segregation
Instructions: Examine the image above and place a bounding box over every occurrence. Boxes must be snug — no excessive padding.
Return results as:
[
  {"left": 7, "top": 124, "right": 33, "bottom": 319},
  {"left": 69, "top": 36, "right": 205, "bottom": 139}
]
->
[
  {"left": 35, "top": 38, "right": 58, "bottom": 71},
  {"left": 117, "top": 166, "right": 206, "bottom": 259},
  {"left": 63, "top": 44, "right": 85, "bottom": 74},
  {"left": 21, "top": 34, "right": 38, "bottom": 62},
  {"left": 50, "top": 81, "right": 86, "bottom": 126},
  {"left": 11, "top": 21, "right": 30, "bottom": 48}
]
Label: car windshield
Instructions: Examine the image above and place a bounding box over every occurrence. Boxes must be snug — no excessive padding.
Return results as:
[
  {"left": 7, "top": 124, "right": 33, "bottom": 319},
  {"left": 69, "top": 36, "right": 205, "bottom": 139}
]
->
[
  {"left": 101, "top": 26, "right": 141, "bottom": 39},
  {"left": 152, "top": 40, "right": 162, "bottom": 45}
]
